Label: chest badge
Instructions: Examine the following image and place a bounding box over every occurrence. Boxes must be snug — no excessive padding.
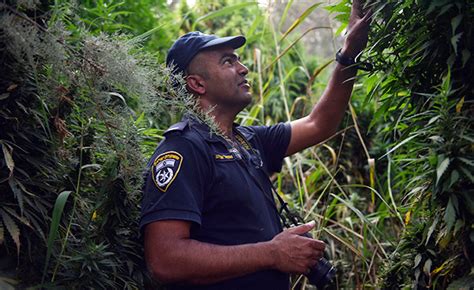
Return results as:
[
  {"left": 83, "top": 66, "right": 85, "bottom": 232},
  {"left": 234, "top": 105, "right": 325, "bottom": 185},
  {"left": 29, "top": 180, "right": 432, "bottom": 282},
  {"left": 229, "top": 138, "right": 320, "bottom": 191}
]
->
[{"left": 151, "top": 151, "right": 183, "bottom": 192}]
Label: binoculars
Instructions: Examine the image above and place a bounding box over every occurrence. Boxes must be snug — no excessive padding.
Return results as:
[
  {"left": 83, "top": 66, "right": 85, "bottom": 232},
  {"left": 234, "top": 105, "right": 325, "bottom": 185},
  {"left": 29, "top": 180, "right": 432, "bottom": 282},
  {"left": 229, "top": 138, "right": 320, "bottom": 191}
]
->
[{"left": 302, "top": 233, "right": 336, "bottom": 289}]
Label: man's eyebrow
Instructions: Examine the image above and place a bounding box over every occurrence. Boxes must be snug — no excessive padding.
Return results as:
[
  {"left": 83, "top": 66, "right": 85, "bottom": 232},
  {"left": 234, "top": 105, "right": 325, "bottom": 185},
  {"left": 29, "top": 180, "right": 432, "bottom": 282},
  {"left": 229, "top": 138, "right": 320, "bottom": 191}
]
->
[{"left": 220, "top": 52, "right": 240, "bottom": 62}]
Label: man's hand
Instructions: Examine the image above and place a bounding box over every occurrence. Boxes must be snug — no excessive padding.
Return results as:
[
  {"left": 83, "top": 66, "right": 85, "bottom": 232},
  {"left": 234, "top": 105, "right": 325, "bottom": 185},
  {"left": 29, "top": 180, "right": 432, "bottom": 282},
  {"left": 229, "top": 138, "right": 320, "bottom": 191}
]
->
[
  {"left": 285, "top": 0, "right": 373, "bottom": 156},
  {"left": 269, "top": 221, "right": 326, "bottom": 274},
  {"left": 342, "top": 0, "right": 372, "bottom": 58}
]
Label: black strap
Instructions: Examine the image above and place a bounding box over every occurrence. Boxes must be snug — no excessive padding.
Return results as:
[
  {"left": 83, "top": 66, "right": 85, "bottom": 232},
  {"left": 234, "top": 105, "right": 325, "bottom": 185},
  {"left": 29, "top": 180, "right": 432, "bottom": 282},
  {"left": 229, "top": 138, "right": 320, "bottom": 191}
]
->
[
  {"left": 335, "top": 48, "right": 373, "bottom": 71},
  {"left": 231, "top": 130, "right": 305, "bottom": 228}
]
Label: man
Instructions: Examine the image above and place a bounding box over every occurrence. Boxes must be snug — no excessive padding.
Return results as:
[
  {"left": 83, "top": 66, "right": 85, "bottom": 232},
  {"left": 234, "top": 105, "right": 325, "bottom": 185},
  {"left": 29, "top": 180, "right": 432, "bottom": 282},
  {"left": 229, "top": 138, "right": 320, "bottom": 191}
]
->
[{"left": 140, "top": 1, "right": 370, "bottom": 289}]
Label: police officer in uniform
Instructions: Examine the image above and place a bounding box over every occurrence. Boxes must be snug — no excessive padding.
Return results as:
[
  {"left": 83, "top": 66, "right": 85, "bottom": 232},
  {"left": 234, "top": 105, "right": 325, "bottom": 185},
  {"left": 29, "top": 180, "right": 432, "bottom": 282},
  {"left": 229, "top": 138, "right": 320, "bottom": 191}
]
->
[{"left": 140, "top": 1, "right": 370, "bottom": 289}]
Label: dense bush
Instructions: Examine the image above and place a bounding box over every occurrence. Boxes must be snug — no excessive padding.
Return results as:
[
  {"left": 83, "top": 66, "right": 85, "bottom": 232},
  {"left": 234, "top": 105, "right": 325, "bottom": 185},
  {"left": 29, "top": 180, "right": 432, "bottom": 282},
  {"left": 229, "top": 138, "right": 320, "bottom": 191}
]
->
[
  {"left": 0, "top": 1, "right": 171, "bottom": 288},
  {"left": 366, "top": 0, "right": 473, "bottom": 288}
]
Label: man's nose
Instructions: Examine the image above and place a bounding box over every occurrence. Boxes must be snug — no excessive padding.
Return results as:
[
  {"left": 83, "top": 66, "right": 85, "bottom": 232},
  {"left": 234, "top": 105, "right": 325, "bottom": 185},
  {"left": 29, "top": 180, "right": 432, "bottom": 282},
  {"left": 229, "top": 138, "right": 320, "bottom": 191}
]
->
[{"left": 237, "top": 61, "right": 249, "bottom": 76}]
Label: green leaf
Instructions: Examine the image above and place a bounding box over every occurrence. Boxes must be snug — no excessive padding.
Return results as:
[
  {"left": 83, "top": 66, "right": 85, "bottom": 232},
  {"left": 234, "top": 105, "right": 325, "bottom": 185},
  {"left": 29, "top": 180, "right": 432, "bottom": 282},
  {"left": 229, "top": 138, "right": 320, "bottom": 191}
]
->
[
  {"left": 451, "top": 14, "right": 463, "bottom": 35},
  {"left": 460, "top": 166, "right": 474, "bottom": 183},
  {"left": 414, "top": 253, "right": 422, "bottom": 268},
  {"left": 460, "top": 191, "right": 474, "bottom": 215},
  {"left": 425, "top": 216, "right": 439, "bottom": 246},
  {"left": 454, "top": 219, "right": 464, "bottom": 235},
  {"left": 461, "top": 134, "right": 474, "bottom": 143},
  {"left": 0, "top": 223, "right": 4, "bottom": 245},
  {"left": 423, "top": 259, "right": 432, "bottom": 276},
  {"left": 436, "top": 4, "right": 453, "bottom": 18},
  {"left": 458, "top": 157, "right": 474, "bottom": 167},
  {"left": 447, "top": 53, "right": 456, "bottom": 67},
  {"left": 0, "top": 209, "right": 20, "bottom": 256},
  {"left": 7, "top": 178, "right": 24, "bottom": 216},
  {"left": 331, "top": 194, "right": 369, "bottom": 223},
  {"left": 107, "top": 92, "right": 127, "bottom": 105},
  {"left": 278, "top": 0, "right": 294, "bottom": 30},
  {"left": 444, "top": 197, "right": 456, "bottom": 232},
  {"left": 427, "top": 0, "right": 451, "bottom": 14},
  {"left": 436, "top": 156, "right": 450, "bottom": 185},
  {"left": 1, "top": 143, "right": 14, "bottom": 177},
  {"left": 127, "top": 24, "right": 167, "bottom": 45},
  {"left": 449, "top": 170, "right": 459, "bottom": 188},
  {"left": 379, "top": 134, "right": 420, "bottom": 160},
  {"left": 41, "top": 190, "right": 72, "bottom": 284},
  {"left": 192, "top": 2, "right": 258, "bottom": 31},
  {"left": 280, "top": 3, "right": 322, "bottom": 42},
  {"left": 450, "top": 32, "right": 463, "bottom": 55},
  {"left": 0, "top": 93, "right": 9, "bottom": 100},
  {"left": 2, "top": 207, "right": 30, "bottom": 228},
  {"left": 461, "top": 49, "right": 471, "bottom": 67},
  {"left": 81, "top": 164, "right": 102, "bottom": 172},
  {"left": 335, "top": 22, "right": 348, "bottom": 36},
  {"left": 325, "top": 1, "right": 350, "bottom": 14}
]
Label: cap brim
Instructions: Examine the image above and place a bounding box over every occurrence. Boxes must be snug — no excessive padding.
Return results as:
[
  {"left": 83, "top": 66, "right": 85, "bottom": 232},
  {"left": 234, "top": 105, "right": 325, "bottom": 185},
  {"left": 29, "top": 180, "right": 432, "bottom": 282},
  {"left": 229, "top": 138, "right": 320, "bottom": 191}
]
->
[{"left": 201, "top": 35, "right": 246, "bottom": 50}]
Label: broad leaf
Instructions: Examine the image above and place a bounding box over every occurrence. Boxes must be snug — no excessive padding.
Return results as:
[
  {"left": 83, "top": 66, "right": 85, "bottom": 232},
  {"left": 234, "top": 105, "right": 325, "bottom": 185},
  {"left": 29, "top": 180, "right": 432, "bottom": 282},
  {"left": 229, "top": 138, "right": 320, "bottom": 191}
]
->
[
  {"left": 280, "top": 3, "right": 322, "bottom": 42},
  {"left": 423, "top": 259, "right": 432, "bottom": 276},
  {"left": 1, "top": 143, "right": 14, "bottom": 177},
  {"left": 444, "top": 197, "right": 456, "bottom": 232},
  {"left": 425, "top": 216, "right": 439, "bottom": 246},
  {"left": 436, "top": 156, "right": 450, "bottom": 185},
  {"left": 414, "top": 253, "right": 422, "bottom": 268},
  {"left": 41, "top": 190, "right": 72, "bottom": 284},
  {"left": 451, "top": 14, "right": 463, "bottom": 35},
  {"left": 450, "top": 32, "right": 463, "bottom": 55},
  {"left": 0, "top": 210, "right": 20, "bottom": 256}
]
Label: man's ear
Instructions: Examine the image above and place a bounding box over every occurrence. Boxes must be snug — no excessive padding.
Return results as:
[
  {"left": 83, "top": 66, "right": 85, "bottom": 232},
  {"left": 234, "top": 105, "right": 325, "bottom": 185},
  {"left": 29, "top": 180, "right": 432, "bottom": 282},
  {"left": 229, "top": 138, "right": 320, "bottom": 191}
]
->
[{"left": 186, "top": 75, "right": 206, "bottom": 95}]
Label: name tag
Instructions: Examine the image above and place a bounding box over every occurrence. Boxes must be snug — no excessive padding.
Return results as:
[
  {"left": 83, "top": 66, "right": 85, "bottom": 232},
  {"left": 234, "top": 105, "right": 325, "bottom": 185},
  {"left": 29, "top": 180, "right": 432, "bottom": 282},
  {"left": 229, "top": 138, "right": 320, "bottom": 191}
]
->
[{"left": 215, "top": 154, "right": 235, "bottom": 160}]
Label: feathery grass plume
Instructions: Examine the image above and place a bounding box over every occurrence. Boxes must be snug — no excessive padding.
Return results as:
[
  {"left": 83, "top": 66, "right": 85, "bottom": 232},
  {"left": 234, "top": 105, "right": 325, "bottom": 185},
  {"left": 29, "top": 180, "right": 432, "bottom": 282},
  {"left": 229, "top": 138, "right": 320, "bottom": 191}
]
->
[
  {"left": 144, "top": 62, "right": 225, "bottom": 138},
  {"left": 1, "top": 2, "right": 162, "bottom": 287},
  {"left": 80, "top": 32, "right": 224, "bottom": 138},
  {"left": 81, "top": 34, "right": 154, "bottom": 98}
]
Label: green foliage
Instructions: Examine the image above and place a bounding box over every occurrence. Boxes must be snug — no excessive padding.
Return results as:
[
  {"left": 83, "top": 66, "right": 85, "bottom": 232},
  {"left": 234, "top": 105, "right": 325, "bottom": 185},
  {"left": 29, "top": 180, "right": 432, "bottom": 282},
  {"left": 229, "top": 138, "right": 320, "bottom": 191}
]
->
[
  {"left": 364, "top": 0, "right": 474, "bottom": 288},
  {"left": 0, "top": 1, "right": 196, "bottom": 288},
  {"left": 59, "top": 0, "right": 176, "bottom": 57}
]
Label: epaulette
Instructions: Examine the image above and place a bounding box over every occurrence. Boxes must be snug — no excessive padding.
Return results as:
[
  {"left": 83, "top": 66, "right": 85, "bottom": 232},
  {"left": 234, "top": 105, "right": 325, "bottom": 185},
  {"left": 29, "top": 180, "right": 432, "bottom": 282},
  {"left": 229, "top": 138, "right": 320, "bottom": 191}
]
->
[{"left": 163, "top": 121, "right": 189, "bottom": 136}]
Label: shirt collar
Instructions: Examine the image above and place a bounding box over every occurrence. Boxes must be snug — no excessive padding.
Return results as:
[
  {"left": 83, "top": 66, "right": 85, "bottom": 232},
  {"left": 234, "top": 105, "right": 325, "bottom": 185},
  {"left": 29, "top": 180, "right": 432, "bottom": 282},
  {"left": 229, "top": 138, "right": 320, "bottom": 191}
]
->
[{"left": 182, "top": 114, "right": 255, "bottom": 144}]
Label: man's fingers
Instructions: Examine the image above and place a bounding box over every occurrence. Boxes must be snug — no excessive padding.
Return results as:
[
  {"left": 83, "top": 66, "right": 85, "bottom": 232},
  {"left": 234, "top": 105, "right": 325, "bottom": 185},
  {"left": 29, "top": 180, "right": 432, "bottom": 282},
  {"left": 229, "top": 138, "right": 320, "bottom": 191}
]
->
[
  {"left": 362, "top": 8, "right": 374, "bottom": 22},
  {"left": 286, "top": 220, "right": 316, "bottom": 235},
  {"left": 351, "top": 0, "right": 364, "bottom": 18},
  {"left": 310, "top": 239, "right": 326, "bottom": 251}
]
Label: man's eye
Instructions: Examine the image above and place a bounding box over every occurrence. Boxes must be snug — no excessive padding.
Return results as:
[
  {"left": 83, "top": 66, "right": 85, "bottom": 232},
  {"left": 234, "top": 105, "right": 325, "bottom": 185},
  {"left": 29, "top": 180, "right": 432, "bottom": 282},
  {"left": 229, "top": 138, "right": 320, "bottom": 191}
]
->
[{"left": 224, "top": 59, "right": 232, "bottom": 64}]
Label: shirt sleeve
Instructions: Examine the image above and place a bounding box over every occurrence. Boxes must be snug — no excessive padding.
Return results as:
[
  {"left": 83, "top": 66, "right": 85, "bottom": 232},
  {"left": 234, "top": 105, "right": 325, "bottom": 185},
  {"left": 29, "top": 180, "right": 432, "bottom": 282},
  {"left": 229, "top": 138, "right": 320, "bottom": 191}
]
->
[
  {"left": 250, "top": 122, "right": 291, "bottom": 174},
  {"left": 139, "top": 135, "right": 212, "bottom": 233}
]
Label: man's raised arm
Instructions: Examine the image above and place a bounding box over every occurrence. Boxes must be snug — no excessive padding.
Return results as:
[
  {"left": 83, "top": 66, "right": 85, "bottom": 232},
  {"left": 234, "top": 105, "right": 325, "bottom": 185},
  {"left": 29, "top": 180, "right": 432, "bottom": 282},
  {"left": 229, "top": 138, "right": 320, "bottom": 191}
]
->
[{"left": 286, "top": 0, "right": 371, "bottom": 156}]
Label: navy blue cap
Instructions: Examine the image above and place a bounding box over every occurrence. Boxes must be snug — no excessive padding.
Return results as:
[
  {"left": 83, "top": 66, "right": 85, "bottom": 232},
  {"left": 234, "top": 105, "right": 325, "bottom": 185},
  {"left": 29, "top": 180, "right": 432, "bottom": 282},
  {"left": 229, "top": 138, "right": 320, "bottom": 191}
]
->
[{"left": 166, "top": 31, "right": 246, "bottom": 75}]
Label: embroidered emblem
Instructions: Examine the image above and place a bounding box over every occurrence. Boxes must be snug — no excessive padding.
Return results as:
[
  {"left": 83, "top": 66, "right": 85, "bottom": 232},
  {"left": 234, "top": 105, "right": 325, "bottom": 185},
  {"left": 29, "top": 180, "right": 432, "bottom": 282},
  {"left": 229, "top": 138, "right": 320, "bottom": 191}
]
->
[{"left": 151, "top": 151, "right": 183, "bottom": 192}]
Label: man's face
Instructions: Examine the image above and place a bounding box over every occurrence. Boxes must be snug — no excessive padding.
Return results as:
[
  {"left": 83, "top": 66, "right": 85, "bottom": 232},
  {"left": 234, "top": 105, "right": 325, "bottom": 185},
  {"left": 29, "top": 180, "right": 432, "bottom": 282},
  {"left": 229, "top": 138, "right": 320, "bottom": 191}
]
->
[{"left": 187, "top": 46, "right": 251, "bottom": 110}]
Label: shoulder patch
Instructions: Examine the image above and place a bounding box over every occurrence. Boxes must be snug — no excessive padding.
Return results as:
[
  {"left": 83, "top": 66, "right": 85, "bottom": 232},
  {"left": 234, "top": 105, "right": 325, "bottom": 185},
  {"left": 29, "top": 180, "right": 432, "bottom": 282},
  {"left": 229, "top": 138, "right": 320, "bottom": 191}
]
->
[
  {"left": 164, "top": 121, "right": 188, "bottom": 135},
  {"left": 151, "top": 151, "right": 183, "bottom": 192}
]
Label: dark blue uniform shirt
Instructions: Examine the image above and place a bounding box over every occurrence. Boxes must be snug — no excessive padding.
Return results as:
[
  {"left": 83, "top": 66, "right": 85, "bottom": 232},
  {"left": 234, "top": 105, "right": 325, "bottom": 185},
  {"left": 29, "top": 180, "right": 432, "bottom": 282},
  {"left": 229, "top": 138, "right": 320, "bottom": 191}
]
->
[{"left": 140, "top": 116, "right": 292, "bottom": 290}]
